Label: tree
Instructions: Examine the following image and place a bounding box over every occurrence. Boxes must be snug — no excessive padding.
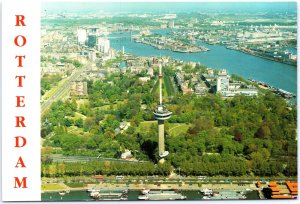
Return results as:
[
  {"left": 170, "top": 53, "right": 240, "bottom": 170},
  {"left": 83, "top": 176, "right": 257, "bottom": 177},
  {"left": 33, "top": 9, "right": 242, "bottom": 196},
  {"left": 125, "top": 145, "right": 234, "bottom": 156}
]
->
[{"left": 74, "top": 118, "right": 84, "bottom": 128}]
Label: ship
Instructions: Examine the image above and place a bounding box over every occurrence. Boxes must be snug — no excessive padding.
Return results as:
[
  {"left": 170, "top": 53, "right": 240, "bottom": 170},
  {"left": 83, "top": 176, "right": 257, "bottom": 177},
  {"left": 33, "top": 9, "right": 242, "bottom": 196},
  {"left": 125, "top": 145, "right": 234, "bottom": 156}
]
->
[
  {"left": 201, "top": 188, "right": 213, "bottom": 196},
  {"left": 90, "top": 189, "right": 128, "bottom": 201},
  {"left": 210, "top": 190, "right": 246, "bottom": 200},
  {"left": 138, "top": 190, "right": 186, "bottom": 200},
  {"left": 58, "top": 190, "right": 70, "bottom": 196}
]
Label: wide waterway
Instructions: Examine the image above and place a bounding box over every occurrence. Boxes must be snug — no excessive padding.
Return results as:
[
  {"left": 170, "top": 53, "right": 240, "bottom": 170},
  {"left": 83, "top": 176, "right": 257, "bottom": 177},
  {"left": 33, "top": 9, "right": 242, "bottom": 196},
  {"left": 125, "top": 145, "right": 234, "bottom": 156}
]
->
[
  {"left": 110, "top": 30, "right": 297, "bottom": 95},
  {"left": 42, "top": 189, "right": 259, "bottom": 201}
]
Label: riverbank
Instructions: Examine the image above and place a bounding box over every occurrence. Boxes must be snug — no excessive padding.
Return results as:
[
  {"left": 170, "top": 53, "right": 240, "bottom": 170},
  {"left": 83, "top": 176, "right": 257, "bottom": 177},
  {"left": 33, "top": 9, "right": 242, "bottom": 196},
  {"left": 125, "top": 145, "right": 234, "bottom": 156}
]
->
[
  {"left": 111, "top": 32, "right": 297, "bottom": 95},
  {"left": 236, "top": 47, "right": 297, "bottom": 67},
  {"left": 42, "top": 182, "right": 258, "bottom": 193},
  {"left": 134, "top": 36, "right": 209, "bottom": 53}
]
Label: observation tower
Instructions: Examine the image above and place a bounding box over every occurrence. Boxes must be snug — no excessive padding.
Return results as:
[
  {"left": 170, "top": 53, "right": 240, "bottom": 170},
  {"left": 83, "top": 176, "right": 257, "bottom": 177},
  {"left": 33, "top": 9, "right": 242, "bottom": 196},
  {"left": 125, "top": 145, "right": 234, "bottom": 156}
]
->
[{"left": 153, "top": 64, "right": 172, "bottom": 163}]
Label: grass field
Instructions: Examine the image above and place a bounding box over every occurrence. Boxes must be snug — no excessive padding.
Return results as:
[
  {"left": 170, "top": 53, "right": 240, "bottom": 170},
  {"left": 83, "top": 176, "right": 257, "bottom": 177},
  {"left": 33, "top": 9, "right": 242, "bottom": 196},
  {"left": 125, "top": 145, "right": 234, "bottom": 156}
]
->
[
  {"left": 138, "top": 121, "right": 190, "bottom": 137},
  {"left": 168, "top": 123, "right": 191, "bottom": 137},
  {"left": 41, "top": 183, "right": 65, "bottom": 191},
  {"left": 163, "top": 75, "right": 175, "bottom": 96},
  {"left": 138, "top": 121, "right": 157, "bottom": 132},
  {"left": 64, "top": 183, "right": 85, "bottom": 188},
  {"left": 96, "top": 100, "right": 126, "bottom": 111},
  {"left": 151, "top": 75, "right": 174, "bottom": 98}
]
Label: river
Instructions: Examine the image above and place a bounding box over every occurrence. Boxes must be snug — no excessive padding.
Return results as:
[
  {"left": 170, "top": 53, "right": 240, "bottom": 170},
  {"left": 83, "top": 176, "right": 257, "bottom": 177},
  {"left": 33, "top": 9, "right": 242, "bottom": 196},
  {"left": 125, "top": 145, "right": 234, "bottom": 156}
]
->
[
  {"left": 42, "top": 189, "right": 259, "bottom": 201},
  {"left": 110, "top": 30, "right": 297, "bottom": 95}
]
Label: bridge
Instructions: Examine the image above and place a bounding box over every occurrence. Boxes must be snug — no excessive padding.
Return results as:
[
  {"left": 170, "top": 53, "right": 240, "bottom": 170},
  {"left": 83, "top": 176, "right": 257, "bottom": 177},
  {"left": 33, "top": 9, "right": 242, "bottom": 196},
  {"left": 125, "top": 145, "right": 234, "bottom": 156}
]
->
[{"left": 107, "top": 36, "right": 132, "bottom": 39}]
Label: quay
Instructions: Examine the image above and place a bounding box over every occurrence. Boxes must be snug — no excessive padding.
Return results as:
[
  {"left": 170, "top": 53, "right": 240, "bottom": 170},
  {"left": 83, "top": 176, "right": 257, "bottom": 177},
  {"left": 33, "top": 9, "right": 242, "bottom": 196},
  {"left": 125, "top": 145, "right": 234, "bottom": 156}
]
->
[
  {"left": 42, "top": 182, "right": 257, "bottom": 193},
  {"left": 258, "top": 190, "right": 266, "bottom": 199}
]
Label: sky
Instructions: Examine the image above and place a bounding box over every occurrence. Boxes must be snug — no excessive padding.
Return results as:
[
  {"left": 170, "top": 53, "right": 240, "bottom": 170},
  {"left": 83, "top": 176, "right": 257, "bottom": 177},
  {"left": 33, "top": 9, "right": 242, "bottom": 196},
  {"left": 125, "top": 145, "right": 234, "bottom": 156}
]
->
[{"left": 42, "top": 2, "right": 297, "bottom": 14}]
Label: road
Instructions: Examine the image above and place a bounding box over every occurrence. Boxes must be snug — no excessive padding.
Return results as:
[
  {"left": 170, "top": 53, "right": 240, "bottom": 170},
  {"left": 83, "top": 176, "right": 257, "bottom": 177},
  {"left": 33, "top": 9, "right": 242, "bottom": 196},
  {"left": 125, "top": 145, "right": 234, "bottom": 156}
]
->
[
  {"left": 41, "top": 63, "right": 88, "bottom": 116},
  {"left": 49, "top": 154, "right": 147, "bottom": 163}
]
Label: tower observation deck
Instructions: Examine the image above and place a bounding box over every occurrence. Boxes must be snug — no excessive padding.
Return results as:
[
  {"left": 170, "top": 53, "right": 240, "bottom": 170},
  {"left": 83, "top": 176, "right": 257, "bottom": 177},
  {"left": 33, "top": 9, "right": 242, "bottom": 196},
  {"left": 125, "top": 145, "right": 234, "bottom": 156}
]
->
[{"left": 153, "top": 64, "right": 172, "bottom": 162}]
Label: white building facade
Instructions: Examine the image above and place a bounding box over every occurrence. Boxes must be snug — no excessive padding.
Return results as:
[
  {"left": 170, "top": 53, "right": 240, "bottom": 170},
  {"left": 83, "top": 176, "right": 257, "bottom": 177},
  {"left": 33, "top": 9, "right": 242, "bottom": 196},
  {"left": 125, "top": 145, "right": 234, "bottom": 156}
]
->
[{"left": 97, "top": 37, "right": 110, "bottom": 53}]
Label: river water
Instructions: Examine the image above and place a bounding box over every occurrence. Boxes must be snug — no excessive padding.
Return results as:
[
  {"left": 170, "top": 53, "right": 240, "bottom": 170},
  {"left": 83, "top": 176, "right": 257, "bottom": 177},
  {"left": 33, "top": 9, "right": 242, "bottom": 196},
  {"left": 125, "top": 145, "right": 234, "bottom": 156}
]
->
[
  {"left": 42, "top": 189, "right": 259, "bottom": 201},
  {"left": 110, "top": 30, "right": 297, "bottom": 95}
]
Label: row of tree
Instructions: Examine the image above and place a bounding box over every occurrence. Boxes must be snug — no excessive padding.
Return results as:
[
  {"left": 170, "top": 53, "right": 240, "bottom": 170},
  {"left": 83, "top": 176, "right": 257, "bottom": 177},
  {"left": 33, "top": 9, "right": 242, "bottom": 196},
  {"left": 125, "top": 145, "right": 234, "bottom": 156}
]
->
[{"left": 42, "top": 161, "right": 171, "bottom": 177}]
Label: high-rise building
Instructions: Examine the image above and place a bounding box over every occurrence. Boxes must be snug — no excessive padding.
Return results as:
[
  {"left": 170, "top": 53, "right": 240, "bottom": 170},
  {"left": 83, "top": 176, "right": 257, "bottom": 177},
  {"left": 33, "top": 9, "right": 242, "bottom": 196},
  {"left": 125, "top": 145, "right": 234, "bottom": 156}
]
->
[
  {"left": 97, "top": 37, "right": 110, "bottom": 53},
  {"left": 77, "top": 29, "right": 87, "bottom": 45},
  {"left": 153, "top": 64, "right": 172, "bottom": 163},
  {"left": 87, "top": 34, "right": 97, "bottom": 48},
  {"left": 168, "top": 20, "right": 175, "bottom": 29},
  {"left": 216, "top": 69, "right": 230, "bottom": 92}
]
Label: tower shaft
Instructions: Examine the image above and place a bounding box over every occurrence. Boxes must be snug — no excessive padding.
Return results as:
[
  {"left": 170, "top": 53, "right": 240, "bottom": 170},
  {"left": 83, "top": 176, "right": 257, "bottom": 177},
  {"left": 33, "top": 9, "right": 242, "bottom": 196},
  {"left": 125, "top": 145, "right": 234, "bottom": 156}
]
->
[
  {"left": 154, "top": 64, "right": 172, "bottom": 163},
  {"left": 158, "top": 120, "right": 165, "bottom": 155},
  {"left": 159, "top": 65, "right": 163, "bottom": 105}
]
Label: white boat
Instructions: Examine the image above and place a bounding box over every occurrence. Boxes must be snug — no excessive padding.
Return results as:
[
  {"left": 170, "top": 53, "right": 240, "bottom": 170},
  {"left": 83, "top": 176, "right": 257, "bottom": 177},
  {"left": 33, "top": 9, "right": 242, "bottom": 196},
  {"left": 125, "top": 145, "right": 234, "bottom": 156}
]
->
[
  {"left": 90, "top": 190, "right": 128, "bottom": 200},
  {"left": 138, "top": 195, "right": 149, "bottom": 200},
  {"left": 59, "top": 191, "right": 66, "bottom": 196},
  {"left": 201, "top": 188, "right": 213, "bottom": 196},
  {"left": 138, "top": 190, "right": 186, "bottom": 200},
  {"left": 141, "top": 188, "right": 150, "bottom": 194},
  {"left": 212, "top": 190, "right": 247, "bottom": 200},
  {"left": 87, "top": 188, "right": 99, "bottom": 192}
]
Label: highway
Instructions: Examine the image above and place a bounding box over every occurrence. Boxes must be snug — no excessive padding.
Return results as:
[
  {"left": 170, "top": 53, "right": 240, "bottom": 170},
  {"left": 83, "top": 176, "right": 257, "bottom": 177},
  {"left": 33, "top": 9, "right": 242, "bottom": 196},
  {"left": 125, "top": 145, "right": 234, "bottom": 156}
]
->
[
  {"left": 49, "top": 154, "right": 147, "bottom": 163},
  {"left": 41, "top": 63, "right": 88, "bottom": 116}
]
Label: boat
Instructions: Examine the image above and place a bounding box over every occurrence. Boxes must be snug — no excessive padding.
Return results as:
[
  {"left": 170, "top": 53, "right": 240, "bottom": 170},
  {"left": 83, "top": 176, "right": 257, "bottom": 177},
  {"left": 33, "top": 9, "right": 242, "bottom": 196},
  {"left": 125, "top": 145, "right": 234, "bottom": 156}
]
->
[
  {"left": 58, "top": 191, "right": 66, "bottom": 196},
  {"left": 202, "top": 195, "right": 211, "bottom": 200},
  {"left": 90, "top": 189, "right": 128, "bottom": 201},
  {"left": 90, "top": 191, "right": 128, "bottom": 200},
  {"left": 141, "top": 188, "right": 150, "bottom": 194},
  {"left": 211, "top": 190, "right": 246, "bottom": 200},
  {"left": 87, "top": 188, "right": 100, "bottom": 193},
  {"left": 201, "top": 188, "right": 213, "bottom": 196},
  {"left": 138, "top": 190, "right": 186, "bottom": 200},
  {"left": 138, "top": 194, "right": 149, "bottom": 200}
]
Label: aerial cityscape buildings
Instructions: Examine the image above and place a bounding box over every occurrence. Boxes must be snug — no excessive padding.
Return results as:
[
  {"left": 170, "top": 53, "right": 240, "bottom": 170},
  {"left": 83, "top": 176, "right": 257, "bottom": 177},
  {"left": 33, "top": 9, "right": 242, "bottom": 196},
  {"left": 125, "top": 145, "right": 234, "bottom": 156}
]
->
[{"left": 40, "top": 2, "right": 297, "bottom": 201}]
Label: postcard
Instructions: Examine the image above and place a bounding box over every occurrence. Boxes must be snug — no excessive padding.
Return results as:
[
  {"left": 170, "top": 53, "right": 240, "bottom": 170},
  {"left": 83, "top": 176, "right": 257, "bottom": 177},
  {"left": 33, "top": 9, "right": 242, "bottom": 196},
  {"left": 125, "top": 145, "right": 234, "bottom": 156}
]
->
[{"left": 1, "top": 0, "right": 298, "bottom": 202}]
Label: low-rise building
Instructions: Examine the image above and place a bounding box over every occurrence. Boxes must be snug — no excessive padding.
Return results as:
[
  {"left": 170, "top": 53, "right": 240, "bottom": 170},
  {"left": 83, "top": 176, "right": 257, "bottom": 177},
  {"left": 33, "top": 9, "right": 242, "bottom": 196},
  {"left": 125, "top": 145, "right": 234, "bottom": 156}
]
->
[
  {"left": 121, "top": 150, "right": 132, "bottom": 160},
  {"left": 194, "top": 83, "right": 207, "bottom": 96},
  {"left": 70, "top": 81, "right": 88, "bottom": 96},
  {"left": 139, "top": 76, "right": 151, "bottom": 83}
]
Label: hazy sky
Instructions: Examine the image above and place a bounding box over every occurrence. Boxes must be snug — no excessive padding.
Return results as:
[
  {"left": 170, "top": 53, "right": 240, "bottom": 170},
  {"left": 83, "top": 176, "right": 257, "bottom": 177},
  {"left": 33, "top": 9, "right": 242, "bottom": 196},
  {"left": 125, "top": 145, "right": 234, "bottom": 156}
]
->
[{"left": 42, "top": 2, "right": 297, "bottom": 14}]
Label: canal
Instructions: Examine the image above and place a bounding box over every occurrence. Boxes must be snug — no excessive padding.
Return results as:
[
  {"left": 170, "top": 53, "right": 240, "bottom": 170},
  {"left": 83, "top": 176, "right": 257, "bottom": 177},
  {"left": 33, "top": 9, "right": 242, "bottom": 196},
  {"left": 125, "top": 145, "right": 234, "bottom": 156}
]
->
[{"left": 110, "top": 30, "right": 297, "bottom": 95}]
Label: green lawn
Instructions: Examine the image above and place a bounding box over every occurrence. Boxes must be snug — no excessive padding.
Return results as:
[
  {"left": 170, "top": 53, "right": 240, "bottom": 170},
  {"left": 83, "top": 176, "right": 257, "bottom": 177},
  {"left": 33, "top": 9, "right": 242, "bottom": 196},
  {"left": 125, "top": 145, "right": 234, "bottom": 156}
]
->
[
  {"left": 96, "top": 100, "right": 126, "bottom": 111},
  {"left": 167, "top": 123, "right": 191, "bottom": 137},
  {"left": 64, "top": 183, "right": 85, "bottom": 188},
  {"left": 138, "top": 121, "right": 190, "bottom": 137},
  {"left": 138, "top": 121, "right": 157, "bottom": 132},
  {"left": 42, "top": 183, "right": 65, "bottom": 191},
  {"left": 67, "top": 126, "right": 85, "bottom": 135},
  {"left": 163, "top": 75, "right": 175, "bottom": 96},
  {"left": 151, "top": 78, "right": 169, "bottom": 98}
]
